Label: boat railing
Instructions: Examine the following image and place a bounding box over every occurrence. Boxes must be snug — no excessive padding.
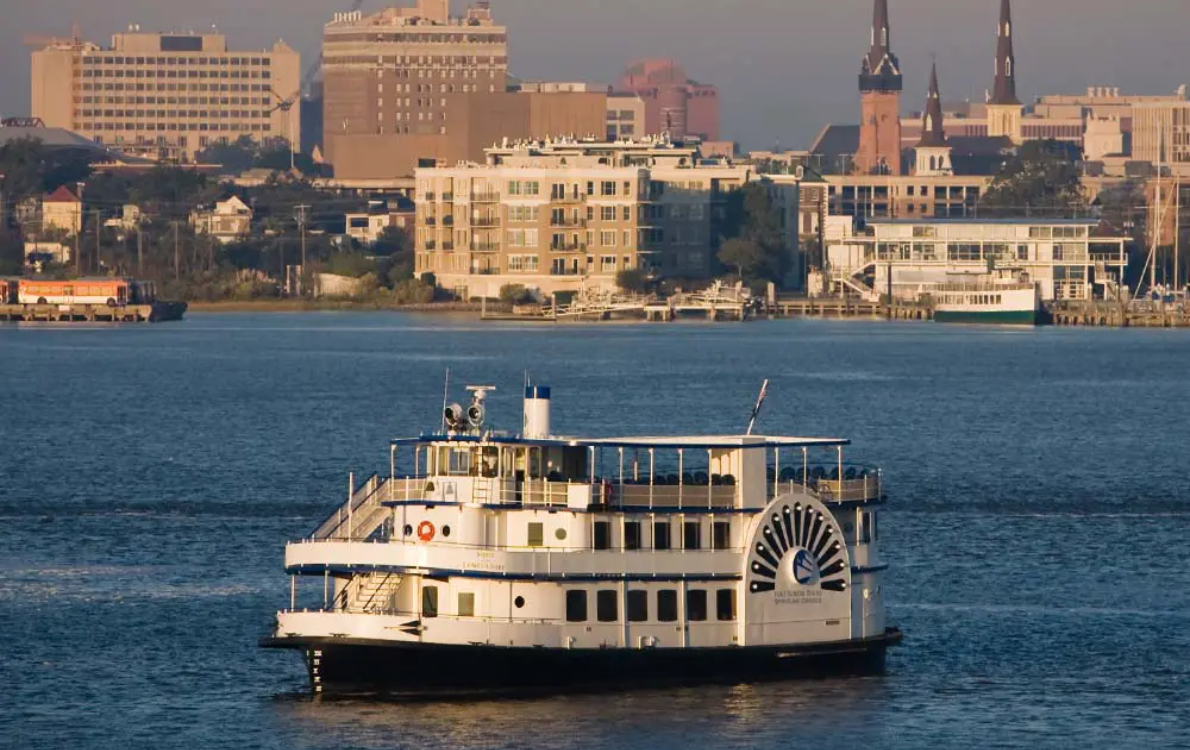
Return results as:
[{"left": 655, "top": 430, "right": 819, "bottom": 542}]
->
[
  {"left": 767, "top": 463, "right": 882, "bottom": 503},
  {"left": 607, "top": 483, "right": 738, "bottom": 510}
]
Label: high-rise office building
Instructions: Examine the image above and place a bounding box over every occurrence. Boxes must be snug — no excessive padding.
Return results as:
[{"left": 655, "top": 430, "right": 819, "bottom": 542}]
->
[
  {"left": 30, "top": 27, "right": 300, "bottom": 162},
  {"left": 321, "top": 0, "right": 508, "bottom": 165}
]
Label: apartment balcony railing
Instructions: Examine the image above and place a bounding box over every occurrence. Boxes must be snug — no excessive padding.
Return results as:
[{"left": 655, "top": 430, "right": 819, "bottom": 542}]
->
[
  {"left": 442, "top": 216, "right": 454, "bottom": 227},
  {"left": 549, "top": 267, "right": 584, "bottom": 276},
  {"left": 471, "top": 242, "right": 500, "bottom": 252},
  {"left": 441, "top": 192, "right": 454, "bottom": 201},
  {"left": 442, "top": 242, "right": 455, "bottom": 251},
  {"left": 425, "top": 240, "right": 437, "bottom": 250},
  {"left": 424, "top": 192, "right": 436, "bottom": 201},
  {"left": 471, "top": 217, "right": 501, "bottom": 227},
  {"left": 550, "top": 218, "right": 586, "bottom": 228},
  {"left": 550, "top": 242, "right": 586, "bottom": 252},
  {"left": 471, "top": 192, "right": 501, "bottom": 202},
  {"left": 424, "top": 216, "right": 437, "bottom": 226}
]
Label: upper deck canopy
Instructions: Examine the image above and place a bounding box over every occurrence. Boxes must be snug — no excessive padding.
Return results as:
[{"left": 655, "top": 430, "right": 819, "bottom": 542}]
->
[{"left": 392, "top": 434, "right": 850, "bottom": 450}]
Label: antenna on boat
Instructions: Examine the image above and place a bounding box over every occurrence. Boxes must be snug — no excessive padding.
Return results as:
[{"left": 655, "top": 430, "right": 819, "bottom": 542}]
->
[
  {"left": 746, "top": 379, "right": 769, "bottom": 436},
  {"left": 440, "top": 368, "right": 450, "bottom": 433}
]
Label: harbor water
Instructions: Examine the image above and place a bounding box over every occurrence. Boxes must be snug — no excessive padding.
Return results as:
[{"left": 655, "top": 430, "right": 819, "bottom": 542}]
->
[{"left": 2, "top": 314, "right": 1188, "bottom": 749}]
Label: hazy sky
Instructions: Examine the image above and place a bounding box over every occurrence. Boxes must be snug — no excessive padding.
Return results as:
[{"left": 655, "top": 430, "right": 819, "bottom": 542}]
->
[{"left": 6, "top": 0, "right": 1189, "bottom": 149}]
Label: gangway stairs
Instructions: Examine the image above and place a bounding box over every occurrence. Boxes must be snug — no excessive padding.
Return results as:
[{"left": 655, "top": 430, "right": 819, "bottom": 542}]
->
[{"left": 310, "top": 474, "right": 395, "bottom": 541}]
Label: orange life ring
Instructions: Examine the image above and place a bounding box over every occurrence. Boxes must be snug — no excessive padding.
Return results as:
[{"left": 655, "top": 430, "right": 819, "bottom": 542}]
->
[{"left": 417, "top": 521, "right": 436, "bottom": 542}]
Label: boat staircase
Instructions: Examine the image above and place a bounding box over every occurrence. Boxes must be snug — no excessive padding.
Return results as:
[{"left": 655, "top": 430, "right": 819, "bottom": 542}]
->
[
  {"left": 349, "top": 572, "right": 403, "bottom": 614},
  {"left": 310, "top": 473, "right": 395, "bottom": 541}
]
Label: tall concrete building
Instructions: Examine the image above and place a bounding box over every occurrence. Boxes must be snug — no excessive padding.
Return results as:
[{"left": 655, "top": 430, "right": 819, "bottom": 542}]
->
[
  {"left": 31, "top": 28, "right": 300, "bottom": 162},
  {"left": 986, "top": 0, "right": 1023, "bottom": 143},
  {"left": 856, "top": 0, "right": 903, "bottom": 175},
  {"left": 321, "top": 0, "right": 508, "bottom": 165},
  {"left": 615, "top": 59, "right": 719, "bottom": 142}
]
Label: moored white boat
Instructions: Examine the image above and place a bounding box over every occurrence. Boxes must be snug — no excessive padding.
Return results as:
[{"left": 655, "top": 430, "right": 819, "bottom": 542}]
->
[
  {"left": 928, "top": 274, "right": 1041, "bottom": 325},
  {"left": 261, "top": 385, "right": 900, "bottom": 694}
]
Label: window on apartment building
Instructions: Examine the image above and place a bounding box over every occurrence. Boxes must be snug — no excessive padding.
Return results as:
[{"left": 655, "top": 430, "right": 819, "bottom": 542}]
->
[
  {"left": 601, "top": 181, "right": 616, "bottom": 197},
  {"left": 601, "top": 206, "right": 616, "bottom": 221},
  {"left": 600, "top": 231, "right": 616, "bottom": 247},
  {"left": 601, "top": 256, "right": 617, "bottom": 274}
]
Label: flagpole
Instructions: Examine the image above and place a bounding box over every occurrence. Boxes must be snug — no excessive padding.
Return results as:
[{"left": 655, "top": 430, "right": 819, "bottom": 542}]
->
[{"left": 746, "top": 379, "right": 770, "bottom": 436}]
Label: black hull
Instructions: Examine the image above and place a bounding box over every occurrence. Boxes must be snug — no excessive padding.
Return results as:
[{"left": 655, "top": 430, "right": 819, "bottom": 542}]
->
[{"left": 262, "top": 629, "right": 902, "bottom": 696}]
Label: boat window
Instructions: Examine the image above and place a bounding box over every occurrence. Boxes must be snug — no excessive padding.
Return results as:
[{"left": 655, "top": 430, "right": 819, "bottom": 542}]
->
[
  {"left": 686, "top": 589, "right": 708, "bottom": 621},
  {"left": 716, "top": 589, "right": 736, "bottom": 621},
  {"left": 596, "top": 589, "right": 618, "bottom": 622},
  {"left": 439, "top": 447, "right": 472, "bottom": 476},
  {"left": 422, "top": 585, "right": 438, "bottom": 618},
  {"left": 627, "top": 590, "right": 648, "bottom": 622},
  {"left": 712, "top": 521, "right": 731, "bottom": 550},
  {"left": 683, "top": 521, "right": 701, "bottom": 550},
  {"left": 457, "top": 592, "right": 475, "bottom": 617},
  {"left": 527, "top": 522, "right": 544, "bottom": 547},
  {"left": 479, "top": 447, "right": 499, "bottom": 478},
  {"left": 657, "top": 590, "right": 678, "bottom": 622},
  {"left": 653, "top": 520, "right": 671, "bottom": 551},
  {"left": 594, "top": 521, "right": 611, "bottom": 550},
  {"left": 861, "top": 512, "right": 873, "bottom": 543},
  {"left": 624, "top": 521, "right": 642, "bottom": 550},
  {"left": 566, "top": 590, "right": 587, "bottom": 622}
]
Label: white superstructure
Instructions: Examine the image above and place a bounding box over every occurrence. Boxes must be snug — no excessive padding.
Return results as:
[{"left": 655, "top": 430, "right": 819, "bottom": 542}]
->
[{"left": 263, "top": 385, "right": 899, "bottom": 694}]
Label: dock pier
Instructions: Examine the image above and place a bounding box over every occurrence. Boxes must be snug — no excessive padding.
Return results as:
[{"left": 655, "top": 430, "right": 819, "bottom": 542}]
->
[{"left": 0, "top": 301, "right": 188, "bottom": 323}]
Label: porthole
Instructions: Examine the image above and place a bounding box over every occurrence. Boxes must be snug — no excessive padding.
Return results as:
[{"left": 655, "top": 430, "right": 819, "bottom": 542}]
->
[
  {"left": 442, "top": 524, "right": 452, "bottom": 537},
  {"left": 555, "top": 528, "right": 567, "bottom": 541},
  {"left": 514, "top": 596, "right": 525, "bottom": 609},
  {"left": 403, "top": 524, "right": 413, "bottom": 536},
  {"left": 843, "top": 521, "right": 855, "bottom": 534}
]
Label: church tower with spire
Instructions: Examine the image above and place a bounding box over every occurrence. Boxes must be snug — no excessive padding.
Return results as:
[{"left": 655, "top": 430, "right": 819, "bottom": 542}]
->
[
  {"left": 986, "top": 0, "right": 1024, "bottom": 143},
  {"left": 855, "top": 0, "right": 903, "bottom": 175},
  {"left": 914, "top": 61, "right": 953, "bottom": 176}
]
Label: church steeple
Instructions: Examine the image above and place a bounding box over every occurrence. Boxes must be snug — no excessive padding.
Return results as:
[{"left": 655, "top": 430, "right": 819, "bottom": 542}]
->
[
  {"left": 917, "top": 61, "right": 946, "bottom": 148},
  {"left": 990, "top": 0, "right": 1019, "bottom": 105},
  {"left": 860, "top": 0, "right": 902, "bottom": 92}
]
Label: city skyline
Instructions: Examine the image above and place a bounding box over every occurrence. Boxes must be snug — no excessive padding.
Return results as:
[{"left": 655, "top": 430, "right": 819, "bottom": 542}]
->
[{"left": 5, "top": 0, "right": 1188, "bottom": 150}]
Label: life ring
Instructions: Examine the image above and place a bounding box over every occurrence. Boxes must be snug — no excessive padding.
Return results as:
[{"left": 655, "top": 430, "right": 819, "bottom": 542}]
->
[{"left": 417, "top": 520, "right": 436, "bottom": 542}]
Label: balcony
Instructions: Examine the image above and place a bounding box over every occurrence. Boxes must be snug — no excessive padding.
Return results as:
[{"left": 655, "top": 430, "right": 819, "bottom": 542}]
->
[
  {"left": 441, "top": 192, "right": 454, "bottom": 201},
  {"left": 442, "top": 242, "right": 455, "bottom": 251},
  {"left": 471, "top": 192, "right": 501, "bottom": 202},
  {"left": 424, "top": 192, "right": 436, "bottom": 201},
  {"left": 471, "top": 242, "right": 500, "bottom": 252},
  {"left": 550, "top": 241, "right": 586, "bottom": 252},
  {"left": 471, "top": 216, "right": 501, "bottom": 227},
  {"left": 425, "top": 240, "right": 437, "bottom": 250},
  {"left": 551, "top": 192, "right": 587, "bottom": 203},
  {"left": 424, "top": 216, "right": 437, "bottom": 226},
  {"left": 550, "top": 217, "right": 586, "bottom": 228},
  {"left": 550, "top": 267, "right": 584, "bottom": 276},
  {"left": 442, "top": 215, "right": 454, "bottom": 227}
]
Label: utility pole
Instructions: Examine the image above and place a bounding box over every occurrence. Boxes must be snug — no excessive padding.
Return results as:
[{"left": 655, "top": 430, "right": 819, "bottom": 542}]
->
[
  {"left": 93, "top": 209, "right": 101, "bottom": 274},
  {"left": 171, "top": 221, "right": 180, "bottom": 280},
  {"left": 294, "top": 204, "right": 310, "bottom": 296}
]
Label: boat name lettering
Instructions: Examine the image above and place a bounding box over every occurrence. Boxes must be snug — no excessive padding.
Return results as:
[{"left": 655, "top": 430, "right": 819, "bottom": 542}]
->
[
  {"left": 464, "top": 552, "right": 505, "bottom": 572},
  {"left": 774, "top": 589, "right": 823, "bottom": 606}
]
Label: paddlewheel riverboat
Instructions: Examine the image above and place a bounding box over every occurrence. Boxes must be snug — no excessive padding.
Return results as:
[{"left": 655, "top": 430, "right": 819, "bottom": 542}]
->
[{"left": 261, "top": 385, "right": 901, "bottom": 694}]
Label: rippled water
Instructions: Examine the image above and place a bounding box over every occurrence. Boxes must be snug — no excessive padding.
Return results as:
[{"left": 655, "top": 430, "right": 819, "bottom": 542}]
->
[{"left": 2, "top": 314, "right": 1189, "bottom": 749}]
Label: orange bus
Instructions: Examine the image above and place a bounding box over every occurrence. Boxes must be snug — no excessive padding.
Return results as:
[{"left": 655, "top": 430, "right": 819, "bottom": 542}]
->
[
  {"left": 0, "top": 278, "right": 17, "bottom": 304},
  {"left": 18, "top": 278, "right": 155, "bottom": 306}
]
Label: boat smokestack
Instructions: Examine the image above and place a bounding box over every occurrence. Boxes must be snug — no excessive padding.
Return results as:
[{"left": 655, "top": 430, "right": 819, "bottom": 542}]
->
[{"left": 523, "top": 386, "right": 551, "bottom": 438}]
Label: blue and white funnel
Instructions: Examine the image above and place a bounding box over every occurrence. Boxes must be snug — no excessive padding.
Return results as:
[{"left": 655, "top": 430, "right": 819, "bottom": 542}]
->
[{"left": 523, "top": 386, "right": 551, "bottom": 438}]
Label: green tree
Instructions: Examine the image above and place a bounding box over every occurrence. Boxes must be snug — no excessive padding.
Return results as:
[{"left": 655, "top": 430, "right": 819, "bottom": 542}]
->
[
  {"left": 980, "top": 139, "right": 1086, "bottom": 217},
  {"left": 195, "top": 135, "right": 258, "bottom": 175},
  {"left": 717, "top": 183, "right": 788, "bottom": 283},
  {"left": 499, "top": 283, "right": 533, "bottom": 304},
  {"left": 615, "top": 267, "right": 649, "bottom": 293},
  {"left": 718, "top": 238, "right": 767, "bottom": 281}
]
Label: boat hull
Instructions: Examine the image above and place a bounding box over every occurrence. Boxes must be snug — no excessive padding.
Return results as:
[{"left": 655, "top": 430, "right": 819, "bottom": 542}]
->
[
  {"left": 934, "top": 309, "right": 1037, "bottom": 325},
  {"left": 262, "top": 629, "right": 902, "bottom": 696}
]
